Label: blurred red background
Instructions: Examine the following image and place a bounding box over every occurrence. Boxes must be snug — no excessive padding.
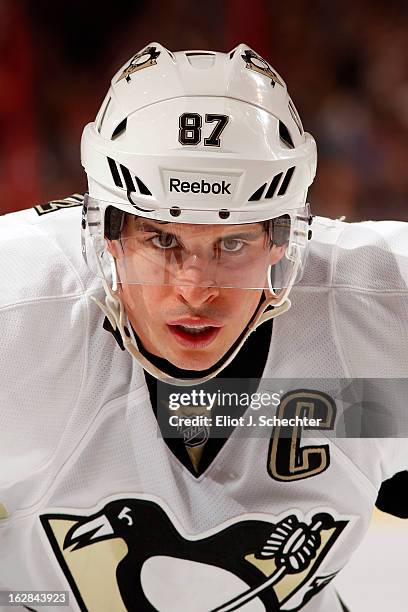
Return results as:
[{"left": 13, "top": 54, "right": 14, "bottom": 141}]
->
[{"left": 1, "top": 0, "right": 408, "bottom": 220}]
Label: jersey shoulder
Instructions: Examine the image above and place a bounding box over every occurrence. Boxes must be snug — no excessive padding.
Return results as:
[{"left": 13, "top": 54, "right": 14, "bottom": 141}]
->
[
  {"left": 304, "top": 216, "right": 408, "bottom": 291},
  {"left": 0, "top": 194, "right": 98, "bottom": 308}
]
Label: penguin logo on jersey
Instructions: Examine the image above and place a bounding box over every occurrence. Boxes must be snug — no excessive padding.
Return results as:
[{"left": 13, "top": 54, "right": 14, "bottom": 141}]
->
[
  {"left": 117, "top": 46, "right": 161, "bottom": 83},
  {"left": 241, "top": 49, "right": 284, "bottom": 88},
  {"left": 40, "top": 494, "right": 350, "bottom": 611}
]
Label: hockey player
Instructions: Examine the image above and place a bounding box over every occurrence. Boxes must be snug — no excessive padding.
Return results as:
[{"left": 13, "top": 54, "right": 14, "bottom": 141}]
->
[{"left": 0, "top": 43, "right": 407, "bottom": 612}]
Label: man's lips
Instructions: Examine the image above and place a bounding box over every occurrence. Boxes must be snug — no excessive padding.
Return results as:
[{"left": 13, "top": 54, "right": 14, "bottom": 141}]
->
[
  {"left": 166, "top": 317, "right": 223, "bottom": 327},
  {"left": 166, "top": 317, "right": 223, "bottom": 348}
]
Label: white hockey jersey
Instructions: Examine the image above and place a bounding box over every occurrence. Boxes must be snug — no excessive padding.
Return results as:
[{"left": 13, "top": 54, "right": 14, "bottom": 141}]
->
[{"left": 0, "top": 196, "right": 407, "bottom": 612}]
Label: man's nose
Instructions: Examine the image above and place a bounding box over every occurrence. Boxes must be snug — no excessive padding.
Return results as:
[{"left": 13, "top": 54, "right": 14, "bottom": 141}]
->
[{"left": 173, "top": 253, "right": 219, "bottom": 306}]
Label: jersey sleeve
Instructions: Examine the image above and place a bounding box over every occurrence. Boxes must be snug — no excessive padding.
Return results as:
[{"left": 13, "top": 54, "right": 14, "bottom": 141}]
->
[
  {"left": 330, "top": 220, "right": 408, "bottom": 488},
  {"left": 376, "top": 471, "right": 408, "bottom": 518},
  {"left": 331, "top": 220, "right": 408, "bottom": 378},
  {"left": 0, "top": 202, "right": 91, "bottom": 510}
]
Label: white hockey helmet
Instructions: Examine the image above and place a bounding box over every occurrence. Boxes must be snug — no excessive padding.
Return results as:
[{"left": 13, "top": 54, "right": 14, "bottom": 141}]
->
[{"left": 81, "top": 42, "right": 317, "bottom": 385}]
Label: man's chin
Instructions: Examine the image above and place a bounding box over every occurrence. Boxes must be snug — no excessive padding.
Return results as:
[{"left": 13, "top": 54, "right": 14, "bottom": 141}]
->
[{"left": 167, "top": 350, "right": 221, "bottom": 372}]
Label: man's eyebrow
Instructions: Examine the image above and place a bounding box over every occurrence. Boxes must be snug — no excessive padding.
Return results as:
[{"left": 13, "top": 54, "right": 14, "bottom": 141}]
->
[
  {"left": 135, "top": 219, "right": 170, "bottom": 230},
  {"left": 221, "top": 228, "right": 264, "bottom": 240},
  {"left": 136, "top": 220, "right": 264, "bottom": 239}
]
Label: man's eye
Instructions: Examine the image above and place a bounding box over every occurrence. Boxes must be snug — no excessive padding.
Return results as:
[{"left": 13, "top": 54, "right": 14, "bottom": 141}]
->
[
  {"left": 219, "top": 238, "right": 244, "bottom": 252},
  {"left": 151, "top": 233, "right": 178, "bottom": 249}
]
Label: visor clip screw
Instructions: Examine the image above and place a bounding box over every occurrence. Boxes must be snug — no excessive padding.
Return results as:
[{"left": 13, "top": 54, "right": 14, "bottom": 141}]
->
[
  {"left": 219, "top": 209, "right": 230, "bottom": 219},
  {"left": 170, "top": 206, "right": 181, "bottom": 217}
]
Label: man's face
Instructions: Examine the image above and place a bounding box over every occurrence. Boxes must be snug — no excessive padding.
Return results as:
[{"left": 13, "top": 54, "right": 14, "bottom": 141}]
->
[{"left": 109, "top": 217, "right": 285, "bottom": 370}]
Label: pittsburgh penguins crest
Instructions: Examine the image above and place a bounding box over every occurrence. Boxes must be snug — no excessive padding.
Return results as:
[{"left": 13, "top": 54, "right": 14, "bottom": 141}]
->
[
  {"left": 117, "top": 46, "right": 161, "bottom": 83},
  {"left": 41, "top": 494, "right": 350, "bottom": 611},
  {"left": 241, "top": 49, "right": 284, "bottom": 88}
]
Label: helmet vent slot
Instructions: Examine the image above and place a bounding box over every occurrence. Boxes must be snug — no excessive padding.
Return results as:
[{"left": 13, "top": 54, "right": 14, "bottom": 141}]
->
[
  {"left": 107, "top": 157, "right": 153, "bottom": 196},
  {"left": 97, "top": 97, "right": 111, "bottom": 134},
  {"left": 279, "top": 121, "right": 294, "bottom": 148},
  {"left": 248, "top": 183, "right": 267, "bottom": 201},
  {"left": 185, "top": 52, "right": 216, "bottom": 68},
  {"left": 119, "top": 164, "right": 135, "bottom": 192},
  {"left": 277, "top": 166, "right": 295, "bottom": 196},
  {"left": 265, "top": 173, "right": 283, "bottom": 199},
  {"left": 135, "top": 176, "right": 152, "bottom": 196},
  {"left": 249, "top": 167, "right": 295, "bottom": 202},
  {"left": 111, "top": 118, "right": 127, "bottom": 140},
  {"left": 107, "top": 157, "right": 123, "bottom": 188},
  {"left": 288, "top": 100, "right": 303, "bottom": 134}
]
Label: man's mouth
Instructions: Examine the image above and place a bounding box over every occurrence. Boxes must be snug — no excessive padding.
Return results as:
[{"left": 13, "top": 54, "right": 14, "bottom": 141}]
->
[
  {"left": 175, "top": 324, "right": 214, "bottom": 335},
  {"left": 166, "top": 319, "right": 222, "bottom": 348}
]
